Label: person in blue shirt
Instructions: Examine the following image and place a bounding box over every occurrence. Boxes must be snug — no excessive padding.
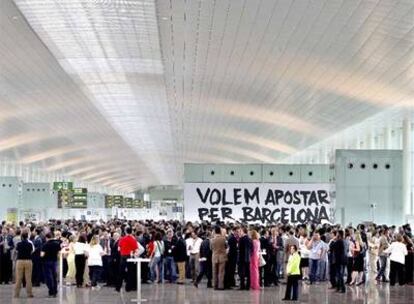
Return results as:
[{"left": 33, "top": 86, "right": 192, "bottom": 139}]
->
[{"left": 307, "top": 231, "right": 323, "bottom": 284}]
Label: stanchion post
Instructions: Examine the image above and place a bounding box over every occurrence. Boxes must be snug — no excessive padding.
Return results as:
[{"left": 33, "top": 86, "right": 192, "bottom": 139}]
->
[{"left": 129, "top": 257, "right": 150, "bottom": 302}]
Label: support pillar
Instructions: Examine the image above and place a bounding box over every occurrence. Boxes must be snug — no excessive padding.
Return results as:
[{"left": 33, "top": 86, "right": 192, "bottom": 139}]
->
[
  {"left": 402, "top": 118, "right": 412, "bottom": 222},
  {"left": 384, "top": 127, "right": 392, "bottom": 149}
]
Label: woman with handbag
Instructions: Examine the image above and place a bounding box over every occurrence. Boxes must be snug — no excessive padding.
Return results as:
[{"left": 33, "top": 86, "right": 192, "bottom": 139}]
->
[
  {"left": 150, "top": 232, "right": 165, "bottom": 284},
  {"left": 349, "top": 232, "right": 364, "bottom": 286}
]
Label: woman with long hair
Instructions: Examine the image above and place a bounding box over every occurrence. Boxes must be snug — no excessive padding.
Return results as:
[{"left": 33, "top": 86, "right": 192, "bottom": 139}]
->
[
  {"left": 65, "top": 235, "right": 76, "bottom": 286},
  {"left": 150, "top": 232, "right": 165, "bottom": 284},
  {"left": 349, "top": 231, "right": 365, "bottom": 286},
  {"left": 86, "top": 235, "right": 104, "bottom": 290},
  {"left": 345, "top": 228, "right": 353, "bottom": 284},
  {"left": 367, "top": 228, "right": 380, "bottom": 283},
  {"left": 73, "top": 234, "right": 88, "bottom": 288},
  {"left": 249, "top": 229, "right": 261, "bottom": 290}
]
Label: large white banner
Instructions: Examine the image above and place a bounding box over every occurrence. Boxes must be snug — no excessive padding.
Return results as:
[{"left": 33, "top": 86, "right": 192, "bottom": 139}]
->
[{"left": 184, "top": 183, "right": 335, "bottom": 224}]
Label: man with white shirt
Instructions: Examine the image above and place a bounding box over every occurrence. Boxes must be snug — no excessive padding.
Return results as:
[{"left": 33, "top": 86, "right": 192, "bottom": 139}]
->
[{"left": 188, "top": 231, "right": 202, "bottom": 283}]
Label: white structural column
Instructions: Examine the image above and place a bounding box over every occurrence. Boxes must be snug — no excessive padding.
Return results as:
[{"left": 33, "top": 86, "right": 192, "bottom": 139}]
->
[
  {"left": 366, "top": 132, "right": 374, "bottom": 149},
  {"left": 383, "top": 127, "right": 392, "bottom": 149},
  {"left": 402, "top": 118, "right": 412, "bottom": 222}
]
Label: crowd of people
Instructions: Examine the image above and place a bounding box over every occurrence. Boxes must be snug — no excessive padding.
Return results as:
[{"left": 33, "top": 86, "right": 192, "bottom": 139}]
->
[{"left": 0, "top": 219, "right": 413, "bottom": 301}]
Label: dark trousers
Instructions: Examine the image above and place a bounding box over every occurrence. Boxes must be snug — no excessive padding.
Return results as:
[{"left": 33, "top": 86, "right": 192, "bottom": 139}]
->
[
  {"left": 108, "top": 258, "right": 119, "bottom": 286},
  {"left": 0, "top": 251, "right": 12, "bottom": 283},
  {"left": 329, "top": 263, "right": 337, "bottom": 288},
  {"left": 101, "top": 256, "right": 111, "bottom": 284},
  {"left": 284, "top": 275, "right": 300, "bottom": 300},
  {"left": 224, "top": 259, "right": 236, "bottom": 288},
  {"left": 405, "top": 253, "right": 413, "bottom": 284},
  {"left": 390, "top": 261, "right": 404, "bottom": 286},
  {"left": 141, "top": 261, "right": 149, "bottom": 283},
  {"left": 31, "top": 256, "right": 43, "bottom": 285},
  {"left": 335, "top": 264, "right": 346, "bottom": 292},
  {"left": 63, "top": 258, "right": 68, "bottom": 278},
  {"left": 309, "top": 259, "right": 319, "bottom": 283},
  {"left": 89, "top": 266, "right": 102, "bottom": 287},
  {"left": 43, "top": 261, "right": 57, "bottom": 296},
  {"left": 264, "top": 254, "right": 277, "bottom": 286},
  {"left": 239, "top": 262, "right": 250, "bottom": 290},
  {"left": 75, "top": 254, "right": 86, "bottom": 287},
  {"left": 185, "top": 256, "right": 191, "bottom": 279},
  {"left": 116, "top": 256, "right": 136, "bottom": 291},
  {"left": 346, "top": 257, "right": 353, "bottom": 283},
  {"left": 196, "top": 260, "right": 212, "bottom": 287}
]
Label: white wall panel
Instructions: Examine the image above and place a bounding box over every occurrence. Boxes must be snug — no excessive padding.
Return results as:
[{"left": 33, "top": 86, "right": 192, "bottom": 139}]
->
[{"left": 336, "top": 150, "right": 403, "bottom": 225}]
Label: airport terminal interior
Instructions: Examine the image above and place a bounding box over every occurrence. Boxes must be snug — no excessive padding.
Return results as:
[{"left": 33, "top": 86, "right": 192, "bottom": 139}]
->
[{"left": 1, "top": 0, "right": 414, "bottom": 303}]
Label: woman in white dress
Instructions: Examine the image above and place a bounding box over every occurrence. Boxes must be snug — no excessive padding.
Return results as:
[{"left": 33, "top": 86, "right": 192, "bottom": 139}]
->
[
  {"left": 367, "top": 228, "right": 380, "bottom": 283},
  {"left": 65, "top": 235, "right": 76, "bottom": 286}
]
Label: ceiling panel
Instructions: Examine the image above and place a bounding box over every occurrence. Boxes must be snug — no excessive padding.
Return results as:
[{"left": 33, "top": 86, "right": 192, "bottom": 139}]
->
[{"left": 0, "top": 0, "right": 412, "bottom": 191}]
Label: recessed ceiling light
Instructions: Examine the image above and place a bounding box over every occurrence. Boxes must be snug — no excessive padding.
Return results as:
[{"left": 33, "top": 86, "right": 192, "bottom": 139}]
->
[
  {"left": 12, "top": 16, "right": 19, "bottom": 20},
  {"left": 161, "top": 16, "right": 169, "bottom": 21}
]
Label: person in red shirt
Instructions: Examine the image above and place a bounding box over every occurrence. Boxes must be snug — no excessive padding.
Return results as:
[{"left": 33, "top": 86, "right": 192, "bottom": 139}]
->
[
  {"left": 115, "top": 227, "right": 139, "bottom": 292},
  {"left": 119, "top": 231, "right": 138, "bottom": 257}
]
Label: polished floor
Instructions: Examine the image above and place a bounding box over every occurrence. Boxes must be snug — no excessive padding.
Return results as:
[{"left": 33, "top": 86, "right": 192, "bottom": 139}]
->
[{"left": 1, "top": 282, "right": 413, "bottom": 304}]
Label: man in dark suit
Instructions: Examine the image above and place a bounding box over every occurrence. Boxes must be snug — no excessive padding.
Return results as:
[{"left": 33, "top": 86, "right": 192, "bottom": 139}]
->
[
  {"left": 224, "top": 226, "right": 239, "bottom": 289},
  {"left": 100, "top": 230, "right": 114, "bottom": 286},
  {"left": 238, "top": 227, "right": 252, "bottom": 290},
  {"left": 328, "top": 230, "right": 337, "bottom": 289},
  {"left": 332, "top": 230, "right": 347, "bottom": 293},
  {"left": 137, "top": 230, "right": 150, "bottom": 283},
  {"left": 109, "top": 232, "right": 121, "bottom": 287},
  {"left": 173, "top": 231, "right": 188, "bottom": 284},
  {"left": 260, "top": 229, "right": 272, "bottom": 287},
  {"left": 31, "top": 228, "right": 44, "bottom": 286},
  {"left": 194, "top": 232, "right": 212, "bottom": 288}
]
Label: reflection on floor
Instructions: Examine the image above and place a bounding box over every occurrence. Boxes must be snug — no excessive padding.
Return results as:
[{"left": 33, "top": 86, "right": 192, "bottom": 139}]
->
[{"left": 1, "top": 281, "right": 413, "bottom": 304}]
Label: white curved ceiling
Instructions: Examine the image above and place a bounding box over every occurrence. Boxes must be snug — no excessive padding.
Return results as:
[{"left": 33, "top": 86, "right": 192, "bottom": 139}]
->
[{"left": 1, "top": 0, "right": 413, "bottom": 192}]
